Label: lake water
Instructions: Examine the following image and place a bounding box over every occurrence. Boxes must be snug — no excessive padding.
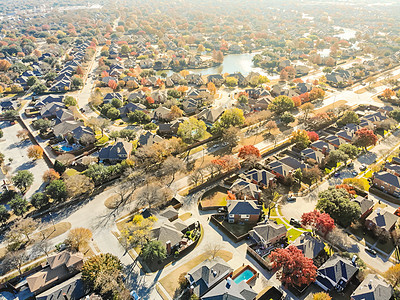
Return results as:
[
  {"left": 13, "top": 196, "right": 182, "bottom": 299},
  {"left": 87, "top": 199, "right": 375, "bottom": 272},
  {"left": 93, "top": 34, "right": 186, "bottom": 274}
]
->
[{"left": 164, "top": 52, "right": 279, "bottom": 78}]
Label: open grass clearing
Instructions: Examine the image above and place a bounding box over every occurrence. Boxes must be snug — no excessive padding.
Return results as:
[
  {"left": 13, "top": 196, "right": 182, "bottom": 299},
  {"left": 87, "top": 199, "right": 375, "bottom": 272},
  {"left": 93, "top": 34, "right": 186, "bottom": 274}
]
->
[
  {"left": 179, "top": 212, "right": 192, "bottom": 222},
  {"left": 32, "top": 222, "right": 71, "bottom": 241}
]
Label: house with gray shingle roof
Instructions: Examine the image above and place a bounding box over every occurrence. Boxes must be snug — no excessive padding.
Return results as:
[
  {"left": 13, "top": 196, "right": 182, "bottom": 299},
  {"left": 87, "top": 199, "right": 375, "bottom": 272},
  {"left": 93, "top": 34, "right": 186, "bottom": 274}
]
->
[
  {"left": 230, "top": 179, "right": 261, "bottom": 200},
  {"left": 373, "top": 171, "right": 400, "bottom": 197},
  {"left": 186, "top": 258, "right": 233, "bottom": 298},
  {"left": 315, "top": 254, "right": 358, "bottom": 292},
  {"left": 352, "top": 196, "right": 374, "bottom": 219},
  {"left": 245, "top": 169, "right": 276, "bottom": 188},
  {"left": 351, "top": 274, "right": 392, "bottom": 300},
  {"left": 292, "top": 232, "right": 325, "bottom": 260},
  {"left": 226, "top": 200, "right": 261, "bottom": 224},
  {"left": 301, "top": 148, "right": 325, "bottom": 164},
  {"left": 249, "top": 220, "right": 287, "bottom": 248},
  {"left": 138, "top": 131, "right": 164, "bottom": 147},
  {"left": 201, "top": 277, "right": 257, "bottom": 300},
  {"left": 365, "top": 208, "right": 398, "bottom": 233},
  {"left": 98, "top": 139, "right": 133, "bottom": 163}
]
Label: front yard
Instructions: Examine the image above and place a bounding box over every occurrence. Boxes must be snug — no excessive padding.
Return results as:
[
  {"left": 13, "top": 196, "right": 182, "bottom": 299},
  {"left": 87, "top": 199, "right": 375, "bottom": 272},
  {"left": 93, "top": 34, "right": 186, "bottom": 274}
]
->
[{"left": 200, "top": 186, "right": 228, "bottom": 208}]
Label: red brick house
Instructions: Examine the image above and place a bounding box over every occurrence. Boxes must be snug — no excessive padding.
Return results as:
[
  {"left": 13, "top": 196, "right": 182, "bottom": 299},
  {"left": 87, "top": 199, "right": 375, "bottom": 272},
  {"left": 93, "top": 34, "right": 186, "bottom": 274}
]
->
[{"left": 227, "top": 200, "right": 261, "bottom": 224}]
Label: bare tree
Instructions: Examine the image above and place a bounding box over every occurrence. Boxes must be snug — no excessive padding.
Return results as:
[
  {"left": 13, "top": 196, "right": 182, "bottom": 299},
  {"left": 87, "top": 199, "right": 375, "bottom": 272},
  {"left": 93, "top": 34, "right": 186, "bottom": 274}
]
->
[
  {"left": 326, "top": 228, "right": 352, "bottom": 251},
  {"left": 12, "top": 217, "right": 38, "bottom": 243},
  {"left": 1, "top": 250, "right": 28, "bottom": 275},
  {"left": 32, "top": 238, "right": 53, "bottom": 257},
  {"left": 205, "top": 243, "right": 223, "bottom": 260},
  {"left": 134, "top": 183, "right": 172, "bottom": 209},
  {"left": 57, "top": 153, "right": 75, "bottom": 166},
  {"left": 64, "top": 174, "right": 94, "bottom": 198},
  {"left": 159, "top": 156, "right": 185, "bottom": 185}
]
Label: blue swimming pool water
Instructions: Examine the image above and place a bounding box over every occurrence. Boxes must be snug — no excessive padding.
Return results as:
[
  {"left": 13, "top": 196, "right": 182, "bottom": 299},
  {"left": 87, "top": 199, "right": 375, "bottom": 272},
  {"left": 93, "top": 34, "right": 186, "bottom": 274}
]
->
[
  {"left": 61, "top": 145, "right": 73, "bottom": 152},
  {"left": 233, "top": 269, "right": 255, "bottom": 284}
]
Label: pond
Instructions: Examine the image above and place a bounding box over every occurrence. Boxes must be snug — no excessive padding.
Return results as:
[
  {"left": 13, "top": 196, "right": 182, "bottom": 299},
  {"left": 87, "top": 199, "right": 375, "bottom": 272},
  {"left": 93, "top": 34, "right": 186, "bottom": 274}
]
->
[{"left": 163, "top": 52, "right": 279, "bottom": 78}]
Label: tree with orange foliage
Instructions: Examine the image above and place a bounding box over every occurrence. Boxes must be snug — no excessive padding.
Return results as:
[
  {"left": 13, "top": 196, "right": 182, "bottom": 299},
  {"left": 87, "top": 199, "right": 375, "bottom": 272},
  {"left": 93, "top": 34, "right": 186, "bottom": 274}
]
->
[
  {"left": 238, "top": 145, "right": 261, "bottom": 160},
  {"left": 101, "top": 71, "right": 109, "bottom": 78},
  {"left": 108, "top": 80, "right": 117, "bottom": 90},
  {"left": 309, "top": 88, "right": 325, "bottom": 101},
  {"left": 146, "top": 96, "right": 154, "bottom": 104},
  {"left": 292, "top": 96, "right": 301, "bottom": 107},
  {"left": 27, "top": 145, "right": 43, "bottom": 160},
  {"left": 382, "top": 88, "right": 395, "bottom": 99},
  {"left": 177, "top": 85, "right": 188, "bottom": 94},
  {"left": 207, "top": 82, "right": 217, "bottom": 95},
  {"left": 301, "top": 210, "right": 335, "bottom": 237},
  {"left": 42, "top": 169, "right": 60, "bottom": 183},
  {"left": 180, "top": 70, "right": 189, "bottom": 77},
  {"left": 335, "top": 184, "right": 356, "bottom": 195},
  {"left": 0, "top": 60, "right": 11, "bottom": 71},
  {"left": 76, "top": 65, "right": 84, "bottom": 76},
  {"left": 227, "top": 191, "right": 236, "bottom": 200}
]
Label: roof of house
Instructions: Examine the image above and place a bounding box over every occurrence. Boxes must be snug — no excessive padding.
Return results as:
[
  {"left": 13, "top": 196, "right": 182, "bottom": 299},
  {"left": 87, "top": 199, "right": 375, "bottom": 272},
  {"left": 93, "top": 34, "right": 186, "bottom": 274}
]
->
[
  {"left": 292, "top": 233, "right": 325, "bottom": 259},
  {"left": 159, "top": 206, "right": 178, "bottom": 220},
  {"left": 186, "top": 258, "right": 233, "bottom": 297},
  {"left": 245, "top": 169, "right": 276, "bottom": 186},
  {"left": 250, "top": 220, "right": 287, "bottom": 244},
  {"left": 138, "top": 131, "right": 164, "bottom": 146},
  {"left": 103, "top": 92, "right": 122, "bottom": 101},
  {"left": 36, "top": 274, "right": 86, "bottom": 300},
  {"left": 374, "top": 171, "right": 400, "bottom": 189},
  {"left": 316, "top": 254, "right": 358, "bottom": 291},
  {"left": 351, "top": 274, "right": 393, "bottom": 300},
  {"left": 352, "top": 196, "right": 374, "bottom": 216},
  {"left": 98, "top": 139, "right": 133, "bottom": 161},
  {"left": 27, "top": 251, "right": 84, "bottom": 293},
  {"left": 366, "top": 208, "right": 398, "bottom": 231},
  {"left": 324, "top": 135, "right": 347, "bottom": 147},
  {"left": 201, "top": 278, "right": 257, "bottom": 300},
  {"left": 301, "top": 148, "right": 324, "bottom": 163},
  {"left": 310, "top": 140, "right": 335, "bottom": 153},
  {"left": 336, "top": 130, "right": 356, "bottom": 141},
  {"left": 384, "top": 162, "right": 400, "bottom": 175},
  {"left": 227, "top": 200, "right": 261, "bottom": 216},
  {"left": 230, "top": 179, "right": 260, "bottom": 199},
  {"left": 40, "top": 102, "right": 65, "bottom": 118},
  {"left": 279, "top": 156, "right": 306, "bottom": 170},
  {"left": 267, "top": 160, "right": 293, "bottom": 177},
  {"left": 151, "top": 222, "right": 183, "bottom": 246},
  {"left": 197, "top": 107, "right": 224, "bottom": 123},
  {"left": 53, "top": 121, "right": 93, "bottom": 140}
]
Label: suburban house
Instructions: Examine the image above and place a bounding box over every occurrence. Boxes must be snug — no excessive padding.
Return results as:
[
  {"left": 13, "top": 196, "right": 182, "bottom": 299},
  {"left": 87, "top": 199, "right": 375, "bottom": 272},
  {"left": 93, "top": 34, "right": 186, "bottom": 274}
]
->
[
  {"left": 248, "top": 97, "right": 272, "bottom": 111},
  {"left": 151, "top": 106, "right": 171, "bottom": 121},
  {"left": 138, "top": 131, "right": 164, "bottom": 147},
  {"left": 159, "top": 206, "right": 179, "bottom": 222},
  {"left": 98, "top": 139, "right": 133, "bottom": 163},
  {"left": 372, "top": 171, "right": 400, "bottom": 197},
  {"left": 26, "top": 251, "right": 84, "bottom": 295},
  {"left": 186, "top": 258, "right": 233, "bottom": 298},
  {"left": 244, "top": 169, "right": 276, "bottom": 188},
  {"left": 207, "top": 74, "right": 224, "bottom": 85},
  {"left": 226, "top": 200, "right": 261, "bottom": 224},
  {"left": 383, "top": 162, "right": 400, "bottom": 177},
  {"left": 352, "top": 196, "right": 374, "bottom": 219},
  {"left": 324, "top": 135, "right": 347, "bottom": 148},
  {"left": 365, "top": 208, "right": 398, "bottom": 233},
  {"left": 40, "top": 102, "right": 65, "bottom": 119},
  {"left": 118, "top": 102, "right": 147, "bottom": 118},
  {"left": 103, "top": 92, "right": 123, "bottom": 104},
  {"left": 197, "top": 107, "right": 224, "bottom": 124},
  {"left": 230, "top": 179, "right": 261, "bottom": 200},
  {"left": 35, "top": 274, "right": 86, "bottom": 300},
  {"left": 351, "top": 274, "right": 393, "bottom": 300},
  {"left": 53, "top": 121, "right": 94, "bottom": 142},
  {"left": 336, "top": 130, "right": 356, "bottom": 143},
  {"left": 315, "top": 254, "right": 358, "bottom": 292},
  {"left": 266, "top": 160, "right": 294, "bottom": 179},
  {"left": 292, "top": 233, "right": 325, "bottom": 260},
  {"left": 301, "top": 148, "right": 325, "bottom": 164},
  {"left": 201, "top": 277, "right": 257, "bottom": 300},
  {"left": 249, "top": 220, "right": 287, "bottom": 248},
  {"left": 151, "top": 220, "right": 186, "bottom": 256},
  {"left": 310, "top": 140, "right": 336, "bottom": 155},
  {"left": 182, "top": 98, "right": 201, "bottom": 115}
]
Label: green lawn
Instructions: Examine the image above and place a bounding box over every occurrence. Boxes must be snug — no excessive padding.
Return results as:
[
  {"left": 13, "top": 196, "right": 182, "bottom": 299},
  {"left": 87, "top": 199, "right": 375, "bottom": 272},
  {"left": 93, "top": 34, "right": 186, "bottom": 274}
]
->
[
  {"left": 376, "top": 240, "right": 395, "bottom": 255},
  {"left": 262, "top": 205, "right": 277, "bottom": 217},
  {"left": 287, "top": 228, "right": 304, "bottom": 242},
  {"left": 349, "top": 224, "right": 376, "bottom": 246},
  {"left": 64, "top": 168, "right": 79, "bottom": 176}
]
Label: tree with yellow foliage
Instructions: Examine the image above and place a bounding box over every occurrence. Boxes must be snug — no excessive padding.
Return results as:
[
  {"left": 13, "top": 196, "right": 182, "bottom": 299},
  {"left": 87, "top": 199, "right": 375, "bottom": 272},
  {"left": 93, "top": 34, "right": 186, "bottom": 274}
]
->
[{"left": 313, "top": 292, "right": 331, "bottom": 300}]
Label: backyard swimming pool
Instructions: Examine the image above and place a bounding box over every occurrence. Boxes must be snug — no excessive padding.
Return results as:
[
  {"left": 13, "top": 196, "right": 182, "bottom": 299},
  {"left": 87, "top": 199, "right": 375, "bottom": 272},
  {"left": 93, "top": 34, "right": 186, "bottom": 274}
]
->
[
  {"left": 233, "top": 269, "right": 255, "bottom": 284},
  {"left": 61, "top": 145, "right": 74, "bottom": 152}
]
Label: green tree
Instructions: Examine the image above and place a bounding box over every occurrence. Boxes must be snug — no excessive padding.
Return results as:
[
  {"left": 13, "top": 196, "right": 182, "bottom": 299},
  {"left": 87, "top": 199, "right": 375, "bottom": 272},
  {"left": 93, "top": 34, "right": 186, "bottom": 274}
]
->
[
  {"left": 27, "top": 76, "right": 38, "bottom": 87},
  {"left": 12, "top": 170, "right": 34, "bottom": 193},
  {"left": 106, "top": 107, "right": 120, "bottom": 120},
  {"left": 119, "top": 129, "right": 136, "bottom": 141},
  {"left": 337, "top": 111, "right": 360, "bottom": 127},
  {"left": 316, "top": 188, "right": 361, "bottom": 227},
  {"left": 63, "top": 96, "right": 77, "bottom": 107},
  {"left": 237, "top": 95, "right": 248, "bottom": 105},
  {"left": 389, "top": 109, "right": 400, "bottom": 122},
  {"left": 327, "top": 150, "right": 349, "bottom": 166},
  {"left": 111, "top": 98, "right": 122, "bottom": 108},
  {"left": 338, "top": 144, "right": 359, "bottom": 159},
  {"left": 141, "top": 240, "right": 167, "bottom": 262},
  {"left": 268, "top": 95, "right": 295, "bottom": 115},
  {"left": 290, "top": 130, "right": 311, "bottom": 150},
  {"left": 108, "top": 131, "right": 120, "bottom": 141},
  {"left": 177, "top": 117, "right": 207, "bottom": 144},
  {"left": 32, "top": 119, "right": 52, "bottom": 131},
  {"left": 0, "top": 129, "right": 3, "bottom": 138},
  {"left": 8, "top": 195, "right": 29, "bottom": 216},
  {"left": 31, "top": 83, "right": 47, "bottom": 94},
  {"left": 219, "top": 108, "right": 244, "bottom": 128},
  {"left": 72, "top": 77, "right": 83, "bottom": 88},
  {"left": 128, "top": 111, "right": 150, "bottom": 124},
  {"left": 31, "top": 192, "right": 49, "bottom": 209},
  {"left": 0, "top": 205, "right": 10, "bottom": 224},
  {"left": 45, "top": 179, "right": 68, "bottom": 202},
  {"left": 280, "top": 111, "right": 295, "bottom": 125}
]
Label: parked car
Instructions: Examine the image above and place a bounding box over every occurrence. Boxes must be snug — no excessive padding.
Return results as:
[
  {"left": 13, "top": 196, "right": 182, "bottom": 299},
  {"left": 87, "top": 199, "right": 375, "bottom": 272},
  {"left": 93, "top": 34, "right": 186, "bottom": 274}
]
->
[
  {"left": 130, "top": 291, "right": 140, "bottom": 300},
  {"left": 290, "top": 218, "right": 302, "bottom": 227},
  {"left": 352, "top": 171, "right": 358, "bottom": 176},
  {"left": 218, "top": 207, "right": 226, "bottom": 213},
  {"left": 286, "top": 196, "right": 297, "bottom": 202},
  {"left": 366, "top": 247, "right": 377, "bottom": 256},
  {"left": 334, "top": 172, "right": 340, "bottom": 177},
  {"left": 360, "top": 164, "right": 367, "bottom": 171},
  {"left": 347, "top": 162, "right": 354, "bottom": 168}
]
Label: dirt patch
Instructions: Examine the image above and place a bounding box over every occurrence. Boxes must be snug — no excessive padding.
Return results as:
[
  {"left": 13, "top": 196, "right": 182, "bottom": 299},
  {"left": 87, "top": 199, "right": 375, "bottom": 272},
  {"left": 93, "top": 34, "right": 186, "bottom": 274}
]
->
[
  {"left": 179, "top": 212, "right": 192, "bottom": 222},
  {"left": 158, "top": 250, "right": 233, "bottom": 298},
  {"left": 104, "top": 194, "right": 121, "bottom": 209},
  {"left": 33, "top": 222, "right": 72, "bottom": 241},
  {"left": 314, "top": 100, "right": 348, "bottom": 114},
  {"left": 200, "top": 188, "right": 228, "bottom": 208}
]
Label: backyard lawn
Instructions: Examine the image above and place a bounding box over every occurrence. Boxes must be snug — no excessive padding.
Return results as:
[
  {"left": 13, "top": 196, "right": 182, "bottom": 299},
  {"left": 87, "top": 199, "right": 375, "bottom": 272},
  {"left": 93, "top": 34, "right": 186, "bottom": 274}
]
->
[
  {"left": 200, "top": 186, "right": 229, "bottom": 208},
  {"left": 158, "top": 250, "right": 233, "bottom": 298}
]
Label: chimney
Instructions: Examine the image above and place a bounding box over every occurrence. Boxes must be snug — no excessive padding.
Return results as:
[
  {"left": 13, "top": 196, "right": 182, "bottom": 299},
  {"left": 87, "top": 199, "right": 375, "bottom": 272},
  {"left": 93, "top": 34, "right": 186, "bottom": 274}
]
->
[
  {"left": 166, "top": 241, "right": 172, "bottom": 255},
  {"left": 368, "top": 279, "right": 373, "bottom": 289},
  {"left": 226, "top": 277, "right": 232, "bottom": 288},
  {"left": 269, "top": 178, "right": 274, "bottom": 187},
  {"left": 322, "top": 146, "right": 328, "bottom": 156},
  {"left": 377, "top": 208, "right": 381, "bottom": 215}
]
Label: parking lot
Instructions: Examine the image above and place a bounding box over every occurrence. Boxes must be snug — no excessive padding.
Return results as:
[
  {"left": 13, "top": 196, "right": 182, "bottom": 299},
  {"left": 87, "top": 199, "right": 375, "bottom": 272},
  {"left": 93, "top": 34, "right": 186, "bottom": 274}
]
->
[{"left": 0, "top": 121, "right": 49, "bottom": 200}]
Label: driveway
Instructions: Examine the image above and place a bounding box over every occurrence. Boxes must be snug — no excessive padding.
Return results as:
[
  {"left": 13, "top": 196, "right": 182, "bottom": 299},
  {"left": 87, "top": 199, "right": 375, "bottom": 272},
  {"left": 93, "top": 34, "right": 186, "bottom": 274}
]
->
[{"left": 0, "top": 121, "right": 49, "bottom": 200}]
